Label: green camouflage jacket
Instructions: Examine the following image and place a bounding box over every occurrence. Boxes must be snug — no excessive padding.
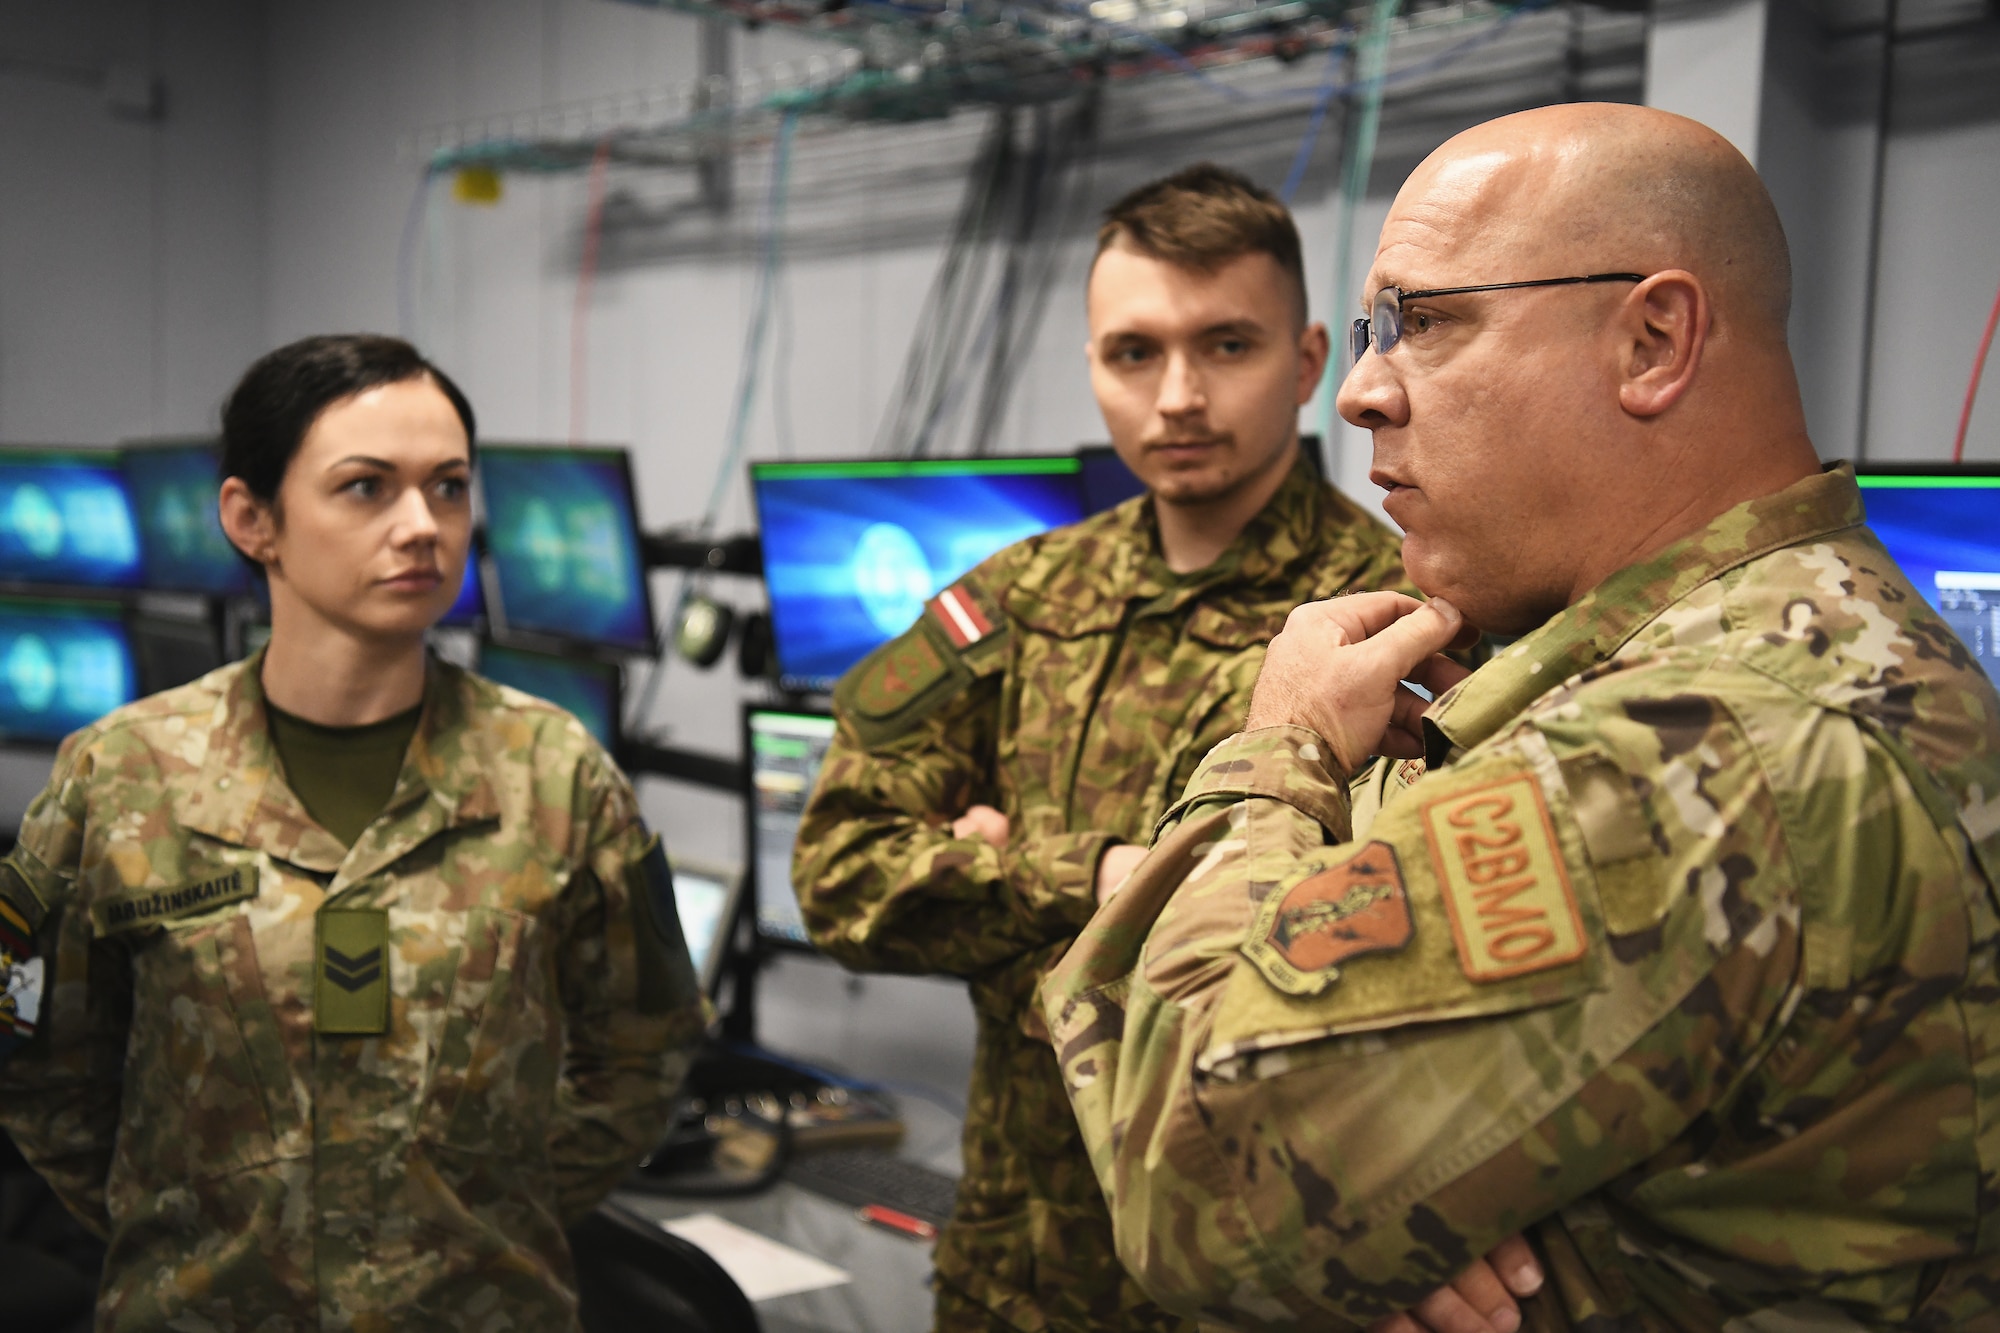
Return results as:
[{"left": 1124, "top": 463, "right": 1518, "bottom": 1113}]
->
[
  {"left": 1042, "top": 465, "right": 2000, "bottom": 1330},
  {"left": 795, "top": 456, "right": 1409, "bottom": 1330},
  {"left": 0, "top": 654, "right": 704, "bottom": 1333}
]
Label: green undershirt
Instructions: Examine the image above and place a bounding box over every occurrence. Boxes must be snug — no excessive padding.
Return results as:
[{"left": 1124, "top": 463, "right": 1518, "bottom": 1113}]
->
[{"left": 265, "top": 701, "right": 424, "bottom": 847}]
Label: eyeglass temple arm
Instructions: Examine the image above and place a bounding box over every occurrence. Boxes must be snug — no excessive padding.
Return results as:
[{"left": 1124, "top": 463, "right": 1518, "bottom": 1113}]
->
[{"left": 1396, "top": 273, "right": 1648, "bottom": 303}]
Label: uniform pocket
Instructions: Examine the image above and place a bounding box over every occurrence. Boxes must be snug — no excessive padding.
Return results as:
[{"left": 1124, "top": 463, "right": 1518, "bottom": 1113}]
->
[
  {"left": 115, "top": 914, "right": 284, "bottom": 1190},
  {"left": 416, "top": 906, "right": 558, "bottom": 1159}
]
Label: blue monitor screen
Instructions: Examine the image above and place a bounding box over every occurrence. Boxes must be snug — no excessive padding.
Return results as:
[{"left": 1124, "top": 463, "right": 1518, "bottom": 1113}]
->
[
  {"left": 0, "top": 598, "right": 138, "bottom": 743},
  {"left": 440, "top": 557, "right": 484, "bottom": 627},
  {"left": 750, "top": 457, "right": 1086, "bottom": 694},
  {"left": 478, "top": 643, "right": 620, "bottom": 752},
  {"left": 480, "top": 447, "right": 654, "bottom": 654},
  {"left": 0, "top": 450, "right": 143, "bottom": 589},
  {"left": 120, "top": 442, "right": 254, "bottom": 596},
  {"left": 1857, "top": 470, "right": 2000, "bottom": 685}
]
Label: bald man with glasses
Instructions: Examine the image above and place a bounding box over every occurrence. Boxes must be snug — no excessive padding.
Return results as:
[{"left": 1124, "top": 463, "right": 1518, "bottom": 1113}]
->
[{"left": 1042, "top": 104, "right": 2000, "bottom": 1330}]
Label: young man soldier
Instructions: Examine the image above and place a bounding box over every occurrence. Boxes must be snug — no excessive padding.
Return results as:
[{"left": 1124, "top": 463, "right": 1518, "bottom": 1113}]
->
[
  {"left": 796, "top": 167, "right": 1531, "bottom": 1333},
  {"left": 1045, "top": 105, "right": 2000, "bottom": 1328}
]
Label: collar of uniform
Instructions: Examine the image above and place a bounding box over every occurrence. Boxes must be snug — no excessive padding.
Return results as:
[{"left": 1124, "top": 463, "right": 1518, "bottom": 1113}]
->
[
  {"left": 334, "top": 659, "right": 503, "bottom": 891},
  {"left": 1003, "top": 452, "right": 1329, "bottom": 636},
  {"left": 181, "top": 649, "right": 347, "bottom": 874},
  {"left": 1422, "top": 463, "right": 1865, "bottom": 766}
]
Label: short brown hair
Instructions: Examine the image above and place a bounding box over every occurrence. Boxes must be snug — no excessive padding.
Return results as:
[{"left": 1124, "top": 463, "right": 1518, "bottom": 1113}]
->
[{"left": 1094, "top": 163, "right": 1308, "bottom": 324}]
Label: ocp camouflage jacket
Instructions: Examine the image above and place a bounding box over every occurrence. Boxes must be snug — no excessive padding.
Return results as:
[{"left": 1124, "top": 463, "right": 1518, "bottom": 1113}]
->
[
  {"left": 795, "top": 456, "right": 1411, "bottom": 1330},
  {"left": 0, "top": 654, "right": 703, "bottom": 1333},
  {"left": 1045, "top": 464, "right": 2000, "bottom": 1330}
]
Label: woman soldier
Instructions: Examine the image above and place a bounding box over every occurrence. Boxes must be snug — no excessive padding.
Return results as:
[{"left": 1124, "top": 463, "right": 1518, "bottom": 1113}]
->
[{"left": 0, "top": 335, "right": 703, "bottom": 1332}]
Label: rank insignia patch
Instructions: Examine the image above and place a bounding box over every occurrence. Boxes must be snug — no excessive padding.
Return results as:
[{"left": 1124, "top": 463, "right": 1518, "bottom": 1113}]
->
[
  {"left": 1423, "top": 773, "right": 1586, "bottom": 982},
  {"left": 315, "top": 907, "right": 390, "bottom": 1036},
  {"left": 1242, "top": 842, "right": 1412, "bottom": 997}
]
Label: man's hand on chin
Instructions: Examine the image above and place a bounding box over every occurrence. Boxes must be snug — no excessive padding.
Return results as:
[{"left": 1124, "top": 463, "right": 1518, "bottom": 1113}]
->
[{"left": 1244, "top": 592, "right": 1477, "bottom": 775}]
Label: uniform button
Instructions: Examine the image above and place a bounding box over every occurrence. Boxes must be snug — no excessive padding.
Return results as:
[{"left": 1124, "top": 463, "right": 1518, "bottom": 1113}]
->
[{"left": 218, "top": 777, "right": 231, "bottom": 790}]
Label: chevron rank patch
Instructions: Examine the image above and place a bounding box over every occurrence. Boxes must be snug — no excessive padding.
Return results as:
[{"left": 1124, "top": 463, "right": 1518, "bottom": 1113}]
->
[
  {"left": 1242, "top": 842, "right": 1413, "bottom": 997},
  {"left": 315, "top": 907, "right": 389, "bottom": 1035},
  {"left": 1423, "top": 773, "right": 1586, "bottom": 982}
]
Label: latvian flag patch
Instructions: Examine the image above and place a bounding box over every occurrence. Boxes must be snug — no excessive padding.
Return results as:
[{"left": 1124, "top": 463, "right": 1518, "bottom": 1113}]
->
[{"left": 927, "top": 583, "right": 995, "bottom": 649}]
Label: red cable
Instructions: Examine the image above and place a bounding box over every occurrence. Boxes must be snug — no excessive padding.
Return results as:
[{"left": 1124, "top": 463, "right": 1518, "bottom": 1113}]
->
[
  {"left": 1953, "top": 276, "right": 2000, "bottom": 465},
  {"left": 569, "top": 138, "right": 614, "bottom": 448}
]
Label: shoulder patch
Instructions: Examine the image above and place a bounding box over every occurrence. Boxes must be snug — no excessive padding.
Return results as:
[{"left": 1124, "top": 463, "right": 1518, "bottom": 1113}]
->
[
  {"left": 848, "top": 624, "right": 954, "bottom": 717},
  {"left": 1422, "top": 773, "right": 1585, "bottom": 982},
  {"left": 1, "top": 894, "right": 41, "bottom": 1044},
  {"left": 927, "top": 581, "right": 999, "bottom": 648},
  {"left": 1242, "top": 842, "right": 1412, "bottom": 997}
]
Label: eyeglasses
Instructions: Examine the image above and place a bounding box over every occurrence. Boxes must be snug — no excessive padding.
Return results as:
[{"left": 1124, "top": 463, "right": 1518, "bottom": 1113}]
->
[{"left": 1348, "top": 272, "right": 1647, "bottom": 365}]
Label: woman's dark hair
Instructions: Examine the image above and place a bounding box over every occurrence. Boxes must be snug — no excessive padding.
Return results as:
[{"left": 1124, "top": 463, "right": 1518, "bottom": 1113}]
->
[{"left": 220, "top": 334, "right": 477, "bottom": 502}]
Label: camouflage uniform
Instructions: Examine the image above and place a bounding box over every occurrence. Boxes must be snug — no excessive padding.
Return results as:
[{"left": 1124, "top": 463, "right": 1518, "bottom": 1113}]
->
[
  {"left": 1043, "top": 465, "right": 2000, "bottom": 1330},
  {"left": 0, "top": 654, "right": 705, "bottom": 1333},
  {"left": 795, "top": 456, "right": 1409, "bottom": 1330}
]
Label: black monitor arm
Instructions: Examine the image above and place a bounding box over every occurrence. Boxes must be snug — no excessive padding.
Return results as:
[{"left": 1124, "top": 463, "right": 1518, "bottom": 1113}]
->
[{"left": 639, "top": 532, "right": 762, "bottom": 576}]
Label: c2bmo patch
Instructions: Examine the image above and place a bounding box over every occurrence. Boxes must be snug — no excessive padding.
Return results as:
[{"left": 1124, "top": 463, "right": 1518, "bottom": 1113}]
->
[
  {"left": 1422, "top": 773, "right": 1586, "bottom": 982},
  {"left": 1242, "top": 842, "right": 1413, "bottom": 997}
]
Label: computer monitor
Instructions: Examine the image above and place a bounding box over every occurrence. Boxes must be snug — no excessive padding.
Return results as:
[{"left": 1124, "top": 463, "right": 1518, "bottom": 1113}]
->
[
  {"left": 479, "top": 445, "right": 656, "bottom": 655},
  {"left": 749, "top": 456, "right": 1088, "bottom": 694},
  {"left": 118, "top": 440, "right": 254, "bottom": 597},
  {"left": 476, "top": 642, "right": 623, "bottom": 753},
  {"left": 129, "top": 612, "right": 224, "bottom": 695},
  {"left": 667, "top": 859, "right": 746, "bottom": 996},
  {"left": 0, "top": 597, "right": 139, "bottom": 744},
  {"left": 744, "top": 705, "right": 838, "bottom": 950},
  {"left": 1856, "top": 463, "right": 2000, "bottom": 685},
  {"left": 439, "top": 555, "right": 485, "bottom": 628},
  {"left": 0, "top": 448, "right": 143, "bottom": 590}
]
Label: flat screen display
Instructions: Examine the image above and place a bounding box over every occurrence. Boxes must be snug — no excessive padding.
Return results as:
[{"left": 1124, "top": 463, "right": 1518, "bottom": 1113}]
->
[
  {"left": 119, "top": 442, "right": 253, "bottom": 596},
  {"left": 750, "top": 457, "right": 1086, "bottom": 694},
  {"left": 477, "top": 642, "right": 621, "bottom": 752},
  {"left": 0, "top": 449, "right": 143, "bottom": 590},
  {"left": 440, "top": 557, "right": 484, "bottom": 627},
  {"left": 0, "top": 598, "right": 138, "bottom": 743},
  {"left": 668, "top": 862, "right": 742, "bottom": 995},
  {"left": 480, "top": 446, "right": 654, "bottom": 654},
  {"left": 1856, "top": 466, "right": 2000, "bottom": 685},
  {"left": 745, "top": 706, "right": 837, "bottom": 949}
]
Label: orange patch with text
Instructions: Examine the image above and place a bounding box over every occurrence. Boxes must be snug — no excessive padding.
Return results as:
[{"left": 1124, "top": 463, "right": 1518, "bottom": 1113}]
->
[
  {"left": 1243, "top": 843, "right": 1412, "bottom": 997},
  {"left": 1423, "top": 774, "right": 1585, "bottom": 982}
]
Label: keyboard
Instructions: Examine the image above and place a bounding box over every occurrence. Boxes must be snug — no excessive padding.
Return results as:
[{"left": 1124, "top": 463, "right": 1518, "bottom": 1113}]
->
[{"left": 785, "top": 1149, "right": 961, "bottom": 1227}]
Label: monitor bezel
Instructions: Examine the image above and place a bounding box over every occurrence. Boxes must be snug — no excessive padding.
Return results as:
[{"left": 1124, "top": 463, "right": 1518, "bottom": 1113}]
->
[
  {"left": 740, "top": 700, "right": 837, "bottom": 955},
  {"left": 478, "top": 443, "right": 659, "bottom": 657},
  {"left": 661, "top": 856, "right": 748, "bottom": 998},
  {"left": 746, "top": 452, "right": 1085, "bottom": 695},
  {"left": 1851, "top": 461, "right": 2000, "bottom": 479},
  {"left": 474, "top": 638, "right": 626, "bottom": 755},
  {"left": 0, "top": 593, "right": 141, "bottom": 749}
]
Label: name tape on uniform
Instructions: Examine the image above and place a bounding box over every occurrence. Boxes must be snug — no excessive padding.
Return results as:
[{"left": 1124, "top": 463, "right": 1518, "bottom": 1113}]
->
[
  {"left": 1422, "top": 774, "right": 1586, "bottom": 982},
  {"left": 1243, "top": 842, "right": 1413, "bottom": 997},
  {"left": 90, "top": 870, "right": 255, "bottom": 936}
]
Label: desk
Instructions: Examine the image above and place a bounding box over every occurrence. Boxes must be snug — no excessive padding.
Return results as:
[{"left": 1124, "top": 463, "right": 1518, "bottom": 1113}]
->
[{"left": 614, "top": 953, "right": 972, "bottom": 1333}]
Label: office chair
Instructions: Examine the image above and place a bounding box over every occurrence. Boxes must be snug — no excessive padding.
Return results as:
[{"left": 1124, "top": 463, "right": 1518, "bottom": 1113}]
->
[{"left": 571, "top": 1200, "right": 761, "bottom": 1333}]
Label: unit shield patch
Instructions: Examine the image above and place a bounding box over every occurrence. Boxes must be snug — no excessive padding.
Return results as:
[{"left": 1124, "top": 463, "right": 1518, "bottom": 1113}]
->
[
  {"left": 1, "top": 895, "right": 40, "bottom": 1043},
  {"left": 1243, "top": 841, "right": 1413, "bottom": 997},
  {"left": 1423, "top": 772, "right": 1586, "bottom": 982}
]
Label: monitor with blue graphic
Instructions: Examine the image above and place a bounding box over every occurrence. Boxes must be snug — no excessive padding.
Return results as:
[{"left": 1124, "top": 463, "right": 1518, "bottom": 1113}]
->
[
  {"left": 120, "top": 440, "right": 255, "bottom": 596},
  {"left": 1856, "top": 464, "right": 2000, "bottom": 686},
  {"left": 0, "top": 448, "right": 143, "bottom": 590},
  {"left": 440, "top": 556, "right": 484, "bottom": 628},
  {"left": 477, "top": 642, "right": 622, "bottom": 752},
  {"left": 480, "top": 445, "right": 655, "bottom": 655},
  {"left": 749, "top": 456, "right": 1087, "bottom": 694},
  {"left": 0, "top": 598, "right": 138, "bottom": 744}
]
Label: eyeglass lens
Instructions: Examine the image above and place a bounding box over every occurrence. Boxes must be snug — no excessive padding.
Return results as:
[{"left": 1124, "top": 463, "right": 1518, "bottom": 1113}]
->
[{"left": 1351, "top": 289, "right": 1404, "bottom": 365}]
